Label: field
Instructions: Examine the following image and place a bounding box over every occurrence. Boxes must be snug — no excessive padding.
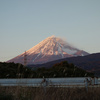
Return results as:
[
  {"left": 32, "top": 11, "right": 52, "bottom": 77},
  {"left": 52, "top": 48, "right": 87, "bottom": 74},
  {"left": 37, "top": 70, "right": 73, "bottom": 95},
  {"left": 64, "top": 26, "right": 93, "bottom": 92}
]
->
[{"left": 0, "top": 86, "right": 100, "bottom": 100}]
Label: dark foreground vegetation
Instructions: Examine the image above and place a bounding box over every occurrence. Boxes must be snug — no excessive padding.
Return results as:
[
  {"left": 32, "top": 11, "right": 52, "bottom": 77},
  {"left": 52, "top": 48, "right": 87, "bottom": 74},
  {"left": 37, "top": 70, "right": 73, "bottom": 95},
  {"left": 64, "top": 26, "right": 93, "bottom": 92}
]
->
[
  {"left": 0, "top": 61, "right": 94, "bottom": 78},
  {"left": 0, "top": 86, "right": 100, "bottom": 100}
]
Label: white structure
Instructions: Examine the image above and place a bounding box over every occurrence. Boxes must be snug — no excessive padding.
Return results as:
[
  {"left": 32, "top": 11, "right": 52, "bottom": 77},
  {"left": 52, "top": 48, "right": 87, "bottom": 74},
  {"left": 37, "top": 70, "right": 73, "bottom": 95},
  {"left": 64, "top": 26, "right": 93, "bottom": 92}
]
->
[{"left": 0, "top": 77, "right": 100, "bottom": 87}]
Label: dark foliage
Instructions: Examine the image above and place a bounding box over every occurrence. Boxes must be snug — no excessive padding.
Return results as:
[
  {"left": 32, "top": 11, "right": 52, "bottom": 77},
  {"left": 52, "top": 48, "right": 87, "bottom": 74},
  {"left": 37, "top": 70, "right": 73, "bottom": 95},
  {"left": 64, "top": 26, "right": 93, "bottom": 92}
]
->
[
  {"left": 0, "top": 62, "right": 33, "bottom": 78},
  {"left": 35, "top": 61, "right": 94, "bottom": 78},
  {"left": 0, "top": 61, "right": 94, "bottom": 78}
]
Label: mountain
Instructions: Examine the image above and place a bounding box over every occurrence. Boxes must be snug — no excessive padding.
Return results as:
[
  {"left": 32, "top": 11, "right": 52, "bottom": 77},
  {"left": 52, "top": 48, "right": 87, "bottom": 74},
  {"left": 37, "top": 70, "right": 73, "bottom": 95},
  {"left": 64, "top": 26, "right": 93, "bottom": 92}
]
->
[
  {"left": 8, "top": 35, "right": 89, "bottom": 65},
  {"left": 29, "top": 53, "right": 100, "bottom": 76}
]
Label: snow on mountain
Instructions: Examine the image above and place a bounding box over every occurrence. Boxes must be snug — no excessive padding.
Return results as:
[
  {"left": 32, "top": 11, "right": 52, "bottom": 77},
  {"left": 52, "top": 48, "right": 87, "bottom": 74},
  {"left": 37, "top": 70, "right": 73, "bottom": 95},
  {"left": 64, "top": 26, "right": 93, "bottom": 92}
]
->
[{"left": 8, "top": 35, "right": 89, "bottom": 65}]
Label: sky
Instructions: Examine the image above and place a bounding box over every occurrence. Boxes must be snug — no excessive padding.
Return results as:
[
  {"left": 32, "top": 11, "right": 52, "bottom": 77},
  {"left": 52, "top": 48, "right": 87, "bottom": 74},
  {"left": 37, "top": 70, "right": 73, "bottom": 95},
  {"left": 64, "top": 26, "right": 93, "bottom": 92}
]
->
[{"left": 0, "top": 0, "right": 100, "bottom": 62}]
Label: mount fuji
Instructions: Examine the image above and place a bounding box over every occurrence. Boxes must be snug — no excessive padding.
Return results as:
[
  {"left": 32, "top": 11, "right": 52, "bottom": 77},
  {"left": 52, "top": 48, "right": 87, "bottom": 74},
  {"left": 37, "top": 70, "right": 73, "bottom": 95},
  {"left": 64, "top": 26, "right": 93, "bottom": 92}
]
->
[{"left": 8, "top": 35, "right": 89, "bottom": 65}]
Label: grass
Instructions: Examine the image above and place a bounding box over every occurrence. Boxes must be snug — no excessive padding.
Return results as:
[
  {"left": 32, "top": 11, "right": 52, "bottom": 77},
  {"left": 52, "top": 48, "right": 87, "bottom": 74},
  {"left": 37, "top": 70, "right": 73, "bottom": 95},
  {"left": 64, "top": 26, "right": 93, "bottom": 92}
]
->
[{"left": 0, "top": 86, "right": 100, "bottom": 100}]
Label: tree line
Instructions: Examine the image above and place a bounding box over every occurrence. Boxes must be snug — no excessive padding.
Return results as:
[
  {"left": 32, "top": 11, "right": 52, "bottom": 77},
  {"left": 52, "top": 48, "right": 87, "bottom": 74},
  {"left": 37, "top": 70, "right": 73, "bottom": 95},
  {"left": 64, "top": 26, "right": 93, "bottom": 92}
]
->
[{"left": 0, "top": 61, "right": 94, "bottom": 78}]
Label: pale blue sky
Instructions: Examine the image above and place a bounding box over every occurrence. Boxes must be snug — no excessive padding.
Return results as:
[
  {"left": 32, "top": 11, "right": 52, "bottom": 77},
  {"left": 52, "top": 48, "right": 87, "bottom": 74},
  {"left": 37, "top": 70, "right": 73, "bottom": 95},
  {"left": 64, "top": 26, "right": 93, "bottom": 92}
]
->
[{"left": 0, "top": 0, "right": 100, "bottom": 62}]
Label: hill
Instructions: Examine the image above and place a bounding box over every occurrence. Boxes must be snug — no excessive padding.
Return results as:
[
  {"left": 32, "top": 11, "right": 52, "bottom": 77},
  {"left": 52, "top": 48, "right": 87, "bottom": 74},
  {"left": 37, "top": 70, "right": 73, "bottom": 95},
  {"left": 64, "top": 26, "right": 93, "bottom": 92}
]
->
[
  {"left": 34, "top": 61, "right": 93, "bottom": 78},
  {"left": 28, "top": 53, "right": 100, "bottom": 76}
]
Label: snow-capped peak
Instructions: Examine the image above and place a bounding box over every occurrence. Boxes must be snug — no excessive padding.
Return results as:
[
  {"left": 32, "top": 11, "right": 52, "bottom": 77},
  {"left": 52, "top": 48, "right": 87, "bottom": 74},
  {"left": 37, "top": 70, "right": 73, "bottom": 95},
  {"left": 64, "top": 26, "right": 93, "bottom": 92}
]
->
[{"left": 8, "top": 35, "right": 89, "bottom": 64}]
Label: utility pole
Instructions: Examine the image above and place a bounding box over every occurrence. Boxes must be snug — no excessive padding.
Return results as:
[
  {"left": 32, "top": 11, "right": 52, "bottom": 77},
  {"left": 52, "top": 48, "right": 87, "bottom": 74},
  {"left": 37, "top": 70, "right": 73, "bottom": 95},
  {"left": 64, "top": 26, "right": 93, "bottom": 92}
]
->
[{"left": 24, "top": 51, "right": 27, "bottom": 66}]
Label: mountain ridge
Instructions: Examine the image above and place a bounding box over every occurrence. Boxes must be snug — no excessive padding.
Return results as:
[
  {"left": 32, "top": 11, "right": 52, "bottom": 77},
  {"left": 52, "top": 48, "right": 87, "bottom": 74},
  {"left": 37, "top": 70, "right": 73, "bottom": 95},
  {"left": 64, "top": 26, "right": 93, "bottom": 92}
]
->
[{"left": 28, "top": 53, "right": 100, "bottom": 76}]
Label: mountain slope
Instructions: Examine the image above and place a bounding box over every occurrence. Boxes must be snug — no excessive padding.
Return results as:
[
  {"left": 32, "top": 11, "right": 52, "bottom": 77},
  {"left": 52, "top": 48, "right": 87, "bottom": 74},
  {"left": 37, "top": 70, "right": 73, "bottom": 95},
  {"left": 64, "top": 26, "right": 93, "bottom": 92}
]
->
[
  {"left": 29, "top": 53, "right": 100, "bottom": 76},
  {"left": 8, "top": 35, "right": 89, "bottom": 64}
]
